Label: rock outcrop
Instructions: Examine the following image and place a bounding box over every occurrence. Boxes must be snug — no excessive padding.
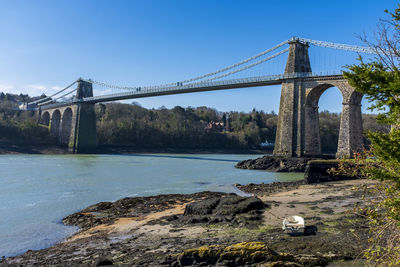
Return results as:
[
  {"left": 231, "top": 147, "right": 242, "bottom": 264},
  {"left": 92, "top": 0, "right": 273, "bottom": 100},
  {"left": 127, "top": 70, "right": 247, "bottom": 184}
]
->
[
  {"left": 63, "top": 191, "right": 226, "bottom": 229},
  {"left": 304, "top": 160, "right": 363, "bottom": 183},
  {"left": 165, "top": 194, "right": 268, "bottom": 227},
  {"left": 163, "top": 242, "right": 331, "bottom": 266},
  {"left": 235, "top": 156, "right": 315, "bottom": 172}
]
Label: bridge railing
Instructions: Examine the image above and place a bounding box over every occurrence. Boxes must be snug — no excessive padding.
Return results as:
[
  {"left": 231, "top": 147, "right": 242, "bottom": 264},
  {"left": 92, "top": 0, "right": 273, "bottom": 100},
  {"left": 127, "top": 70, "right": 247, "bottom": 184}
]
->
[
  {"left": 81, "top": 71, "right": 342, "bottom": 103},
  {"left": 36, "top": 71, "right": 343, "bottom": 109}
]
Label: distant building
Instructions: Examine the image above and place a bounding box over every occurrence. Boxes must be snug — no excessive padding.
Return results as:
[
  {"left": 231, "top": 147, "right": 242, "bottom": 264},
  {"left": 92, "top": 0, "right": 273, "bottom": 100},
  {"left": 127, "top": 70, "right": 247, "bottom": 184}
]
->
[
  {"left": 18, "top": 102, "right": 28, "bottom": 110},
  {"left": 18, "top": 102, "right": 37, "bottom": 110},
  {"left": 259, "top": 139, "right": 274, "bottom": 148},
  {"left": 205, "top": 121, "right": 225, "bottom": 132}
]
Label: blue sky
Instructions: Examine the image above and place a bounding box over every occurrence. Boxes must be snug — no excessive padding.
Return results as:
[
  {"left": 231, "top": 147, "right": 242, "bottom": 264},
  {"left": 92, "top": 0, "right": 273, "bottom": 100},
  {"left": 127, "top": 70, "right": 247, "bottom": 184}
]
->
[{"left": 0, "top": 0, "right": 398, "bottom": 113}]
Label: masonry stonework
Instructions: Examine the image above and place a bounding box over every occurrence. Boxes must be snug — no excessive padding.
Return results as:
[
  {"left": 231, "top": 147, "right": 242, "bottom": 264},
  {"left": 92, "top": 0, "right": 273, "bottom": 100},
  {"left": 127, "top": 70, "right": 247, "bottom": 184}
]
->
[
  {"left": 39, "top": 80, "right": 97, "bottom": 153},
  {"left": 273, "top": 40, "right": 364, "bottom": 158}
]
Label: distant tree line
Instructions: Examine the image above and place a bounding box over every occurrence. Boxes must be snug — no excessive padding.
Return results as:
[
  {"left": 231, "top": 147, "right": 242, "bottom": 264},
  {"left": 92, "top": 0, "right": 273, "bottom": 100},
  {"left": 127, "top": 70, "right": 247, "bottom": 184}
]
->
[
  {"left": 95, "top": 103, "right": 277, "bottom": 149},
  {"left": 95, "top": 102, "right": 389, "bottom": 152},
  {"left": 0, "top": 92, "right": 390, "bottom": 152},
  {"left": 0, "top": 92, "right": 51, "bottom": 143}
]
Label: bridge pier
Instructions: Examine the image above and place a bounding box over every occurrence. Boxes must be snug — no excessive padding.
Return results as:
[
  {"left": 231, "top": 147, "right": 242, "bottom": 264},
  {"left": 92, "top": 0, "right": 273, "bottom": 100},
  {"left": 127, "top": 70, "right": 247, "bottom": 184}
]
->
[
  {"left": 273, "top": 39, "right": 363, "bottom": 158},
  {"left": 68, "top": 102, "right": 97, "bottom": 153},
  {"left": 40, "top": 79, "right": 97, "bottom": 153},
  {"left": 274, "top": 39, "right": 311, "bottom": 157},
  {"left": 68, "top": 80, "right": 97, "bottom": 153},
  {"left": 336, "top": 96, "right": 363, "bottom": 158},
  {"left": 304, "top": 104, "right": 321, "bottom": 156}
]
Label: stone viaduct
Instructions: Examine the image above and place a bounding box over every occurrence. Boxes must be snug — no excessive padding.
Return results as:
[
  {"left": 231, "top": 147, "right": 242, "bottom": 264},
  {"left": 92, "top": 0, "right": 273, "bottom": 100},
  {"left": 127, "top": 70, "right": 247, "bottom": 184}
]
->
[
  {"left": 38, "top": 40, "right": 364, "bottom": 158},
  {"left": 39, "top": 81, "right": 97, "bottom": 153}
]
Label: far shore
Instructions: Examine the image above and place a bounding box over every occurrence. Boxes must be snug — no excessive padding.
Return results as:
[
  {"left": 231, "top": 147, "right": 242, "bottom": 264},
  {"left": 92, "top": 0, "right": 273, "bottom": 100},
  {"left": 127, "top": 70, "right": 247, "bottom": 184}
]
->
[{"left": 0, "top": 142, "right": 271, "bottom": 155}]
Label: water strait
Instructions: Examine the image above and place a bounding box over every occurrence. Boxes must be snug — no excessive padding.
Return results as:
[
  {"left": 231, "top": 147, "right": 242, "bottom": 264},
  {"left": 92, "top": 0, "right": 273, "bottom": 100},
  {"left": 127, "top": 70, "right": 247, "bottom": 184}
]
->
[{"left": 0, "top": 154, "right": 303, "bottom": 257}]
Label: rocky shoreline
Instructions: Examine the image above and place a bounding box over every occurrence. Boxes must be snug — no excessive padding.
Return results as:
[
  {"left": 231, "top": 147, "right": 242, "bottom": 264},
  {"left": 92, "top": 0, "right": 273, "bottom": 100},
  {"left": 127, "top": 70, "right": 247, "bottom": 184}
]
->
[
  {"left": 235, "top": 155, "right": 336, "bottom": 172},
  {"left": 1, "top": 178, "right": 374, "bottom": 266},
  {"left": 0, "top": 142, "right": 268, "bottom": 155}
]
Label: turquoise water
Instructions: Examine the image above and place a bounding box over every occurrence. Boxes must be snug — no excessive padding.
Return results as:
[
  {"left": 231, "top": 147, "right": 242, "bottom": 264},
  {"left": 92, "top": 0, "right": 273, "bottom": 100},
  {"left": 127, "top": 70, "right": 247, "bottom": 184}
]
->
[{"left": 0, "top": 154, "right": 303, "bottom": 257}]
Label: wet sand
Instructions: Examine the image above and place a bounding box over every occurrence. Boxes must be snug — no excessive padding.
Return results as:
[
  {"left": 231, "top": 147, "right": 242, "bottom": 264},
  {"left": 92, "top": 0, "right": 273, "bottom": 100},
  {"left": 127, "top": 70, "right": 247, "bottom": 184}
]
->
[{"left": 1, "top": 179, "right": 375, "bottom": 266}]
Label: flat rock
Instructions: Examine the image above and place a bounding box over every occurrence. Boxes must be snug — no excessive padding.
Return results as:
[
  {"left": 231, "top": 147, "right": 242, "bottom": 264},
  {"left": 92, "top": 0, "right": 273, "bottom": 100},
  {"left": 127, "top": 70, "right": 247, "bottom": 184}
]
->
[{"left": 165, "top": 194, "right": 268, "bottom": 227}]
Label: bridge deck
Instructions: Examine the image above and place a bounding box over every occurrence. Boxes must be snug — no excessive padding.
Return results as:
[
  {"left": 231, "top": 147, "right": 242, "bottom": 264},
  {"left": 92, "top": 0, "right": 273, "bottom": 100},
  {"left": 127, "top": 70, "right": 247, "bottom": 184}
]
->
[{"left": 40, "top": 73, "right": 344, "bottom": 109}]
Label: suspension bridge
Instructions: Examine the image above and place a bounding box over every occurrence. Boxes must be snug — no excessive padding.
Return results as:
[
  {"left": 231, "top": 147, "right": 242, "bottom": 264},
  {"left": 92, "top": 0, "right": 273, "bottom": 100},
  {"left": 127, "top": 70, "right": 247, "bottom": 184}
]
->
[{"left": 22, "top": 37, "right": 375, "bottom": 157}]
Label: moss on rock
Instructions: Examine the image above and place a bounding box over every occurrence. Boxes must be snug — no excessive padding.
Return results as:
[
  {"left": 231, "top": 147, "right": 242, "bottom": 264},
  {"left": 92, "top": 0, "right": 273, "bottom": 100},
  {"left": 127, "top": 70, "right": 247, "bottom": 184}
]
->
[{"left": 167, "top": 241, "right": 310, "bottom": 266}]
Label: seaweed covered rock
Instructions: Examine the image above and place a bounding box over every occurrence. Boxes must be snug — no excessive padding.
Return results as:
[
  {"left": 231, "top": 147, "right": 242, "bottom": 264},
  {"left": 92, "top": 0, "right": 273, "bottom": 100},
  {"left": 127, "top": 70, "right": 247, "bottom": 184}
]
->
[
  {"left": 161, "top": 242, "right": 332, "bottom": 267},
  {"left": 235, "top": 156, "right": 317, "bottom": 172},
  {"left": 236, "top": 180, "right": 305, "bottom": 196},
  {"left": 184, "top": 198, "right": 220, "bottom": 216},
  {"left": 177, "top": 245, "right": 224, "bottom": 266},
  {"left": 304, "top": 160, "right": 364, "bottom": 183},
  {"left": 184, "top": 194, "right": 266, "bottom": 216},
  {"left": 216, "top": 195, "right": 266, "bottom": 215},
  {"left": 163, "top": 242, "right": 327, "bottom": 266},
  {"left": 177, "top": 194, "right": 267, "bottom": 226}
]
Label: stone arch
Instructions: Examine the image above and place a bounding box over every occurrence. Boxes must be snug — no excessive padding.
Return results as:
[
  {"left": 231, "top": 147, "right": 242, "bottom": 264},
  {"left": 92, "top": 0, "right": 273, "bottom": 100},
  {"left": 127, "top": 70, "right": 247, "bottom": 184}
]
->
[
  {"left": 41, "top": 111, "right": 50, "bottom": 126},
  {"left": 348, "top": 90, "right": 363, "bottom": 105},
  {"left": 305, "top": 84, "right": 345, "bottom": 107},
  {"left": 304, "top": 83, "right": 344, "bottom": 156},
  {"left": 304, "top": 81, "right": 363, "bottom": 158},
  {"left": 50, "top": 110, "right": 61, "bottom": 137},
  {"left": 60, "top": 108, "right": 73, "bottom": 145}
]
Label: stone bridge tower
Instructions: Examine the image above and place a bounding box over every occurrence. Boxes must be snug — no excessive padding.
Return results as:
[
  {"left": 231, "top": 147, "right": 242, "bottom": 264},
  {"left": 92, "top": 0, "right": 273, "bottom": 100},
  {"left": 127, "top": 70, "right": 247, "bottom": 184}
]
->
[
  {"left": 273, "top": 39, "right": 364, "bottom": 158},
  {"left": 69, "top": 79, "right": 97, "bottom": 153},
  {"left": 40, "top": 79, "right": 97, "bottom": 153}
]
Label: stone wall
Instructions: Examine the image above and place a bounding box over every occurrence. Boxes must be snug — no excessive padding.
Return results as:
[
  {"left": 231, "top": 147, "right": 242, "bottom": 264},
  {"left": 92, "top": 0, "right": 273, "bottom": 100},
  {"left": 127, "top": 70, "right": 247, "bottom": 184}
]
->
[{"left": 304, "top": 160, "right": 359, "bottom": 183}]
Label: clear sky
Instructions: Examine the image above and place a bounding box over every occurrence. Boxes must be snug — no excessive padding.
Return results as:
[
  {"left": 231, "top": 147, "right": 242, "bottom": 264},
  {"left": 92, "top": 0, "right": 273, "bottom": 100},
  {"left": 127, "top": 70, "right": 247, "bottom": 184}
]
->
[{"left": 0, "top": 0, "right": 398, "bottom": 113}]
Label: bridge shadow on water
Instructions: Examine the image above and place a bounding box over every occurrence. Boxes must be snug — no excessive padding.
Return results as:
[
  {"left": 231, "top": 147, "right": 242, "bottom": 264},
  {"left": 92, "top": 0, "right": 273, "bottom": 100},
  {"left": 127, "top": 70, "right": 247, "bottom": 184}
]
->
[{"left": 123, "top": 154, "right": 241, "bottom": 163}]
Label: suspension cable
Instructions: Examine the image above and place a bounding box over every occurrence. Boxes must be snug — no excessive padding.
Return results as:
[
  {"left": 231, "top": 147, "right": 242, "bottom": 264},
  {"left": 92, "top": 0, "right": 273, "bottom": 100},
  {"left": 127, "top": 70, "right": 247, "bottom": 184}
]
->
[
  {"left": 294, "top": 37, "right": 375, "bottom": 54},
  {"left": 204, "top": 48, "right": 289, "bottom": 82},
  {"left": 38, "top": 87, "right": 77, "bottom": 106},
  {"left": 41, "top": 37, "right": 375, "bottom": 100},
  {"left": 28, "top": 80, "right": 78, "bottom": 105},
  {"left": 179, "top": 39, "right": 289, "bottom": 84},
  {"left": 81, "top": 79, "right": 151, "bottom": 91},
  {"left": 84, "top": 44, "right": 290, "bottom": 91}
]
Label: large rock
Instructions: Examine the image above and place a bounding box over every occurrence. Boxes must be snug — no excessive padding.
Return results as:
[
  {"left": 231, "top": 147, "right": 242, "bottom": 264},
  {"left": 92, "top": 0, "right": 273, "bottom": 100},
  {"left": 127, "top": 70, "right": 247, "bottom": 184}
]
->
[
  {"left": 63, "top": 191, "right": 226, "bottom": 229},
  {"left": 184, "top": 198, "right": 220, "bottom": 216},
  {"left": 178, "top": 194, "right": 267, "bottom": 226},
  {"left": 236, "top": 180, "right": 305, "bottom": 196},
  {"left": 235, "top": 156, "right": 318, "bottom": 172},
  {"left": 304, "top": 160, "right": 362, "bottom": 183},
  {"left": 163, "top": 242, "right": 330, "bottom": 266},
  {"left": 185, "top": 195, "right": 266, "bottom": 216}
]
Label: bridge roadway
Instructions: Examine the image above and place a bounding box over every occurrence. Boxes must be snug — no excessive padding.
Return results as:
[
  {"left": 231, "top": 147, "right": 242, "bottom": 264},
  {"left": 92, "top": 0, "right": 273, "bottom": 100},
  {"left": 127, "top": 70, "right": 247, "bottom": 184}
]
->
[{"left": 40, "top": 73, "right": 343, "bottom": 109}]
